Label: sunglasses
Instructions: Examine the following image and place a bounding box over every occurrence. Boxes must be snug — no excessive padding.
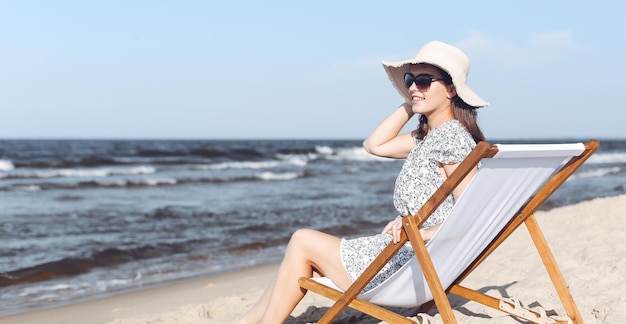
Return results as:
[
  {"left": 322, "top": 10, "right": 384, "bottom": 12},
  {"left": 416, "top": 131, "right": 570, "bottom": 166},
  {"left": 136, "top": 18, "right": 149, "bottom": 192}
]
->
[{"left": 403, "top": 73, "right": 445, "bottom": 91}]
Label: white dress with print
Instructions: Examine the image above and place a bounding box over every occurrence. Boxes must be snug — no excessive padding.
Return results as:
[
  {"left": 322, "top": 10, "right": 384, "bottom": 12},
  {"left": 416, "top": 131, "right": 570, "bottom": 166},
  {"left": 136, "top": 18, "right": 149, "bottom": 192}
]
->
[{"left": 340, "top": 119, "right": 476, "bottom": 293}]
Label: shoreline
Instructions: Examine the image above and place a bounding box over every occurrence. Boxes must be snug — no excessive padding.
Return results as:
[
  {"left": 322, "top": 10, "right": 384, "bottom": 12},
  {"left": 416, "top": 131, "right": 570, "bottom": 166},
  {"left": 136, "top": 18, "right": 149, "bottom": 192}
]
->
[
  {"left": 0, "top": 263, "right": 281, "bottom": 324},
  {"left": 2, "top": 194, "right": 625, "bottom": 323}
]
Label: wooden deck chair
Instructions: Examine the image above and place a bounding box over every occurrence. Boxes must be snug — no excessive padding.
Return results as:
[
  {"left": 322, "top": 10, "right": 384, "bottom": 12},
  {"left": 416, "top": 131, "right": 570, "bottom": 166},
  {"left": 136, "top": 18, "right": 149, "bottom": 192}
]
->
[{"left": 298, "top": 140, "right": 599, "bottom": 324}]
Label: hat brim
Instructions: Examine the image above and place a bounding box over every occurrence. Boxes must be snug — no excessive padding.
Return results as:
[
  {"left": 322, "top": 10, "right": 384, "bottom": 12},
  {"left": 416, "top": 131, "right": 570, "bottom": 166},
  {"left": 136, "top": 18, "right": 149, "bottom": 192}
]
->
[{"left": 382, "top": 42, "right": 489, "bottom": 108}]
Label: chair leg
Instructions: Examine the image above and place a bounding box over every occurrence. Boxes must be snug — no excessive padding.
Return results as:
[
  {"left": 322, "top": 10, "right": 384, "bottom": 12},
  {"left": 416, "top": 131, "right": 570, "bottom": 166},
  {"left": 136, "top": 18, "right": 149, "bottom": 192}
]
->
[
  {"left": 404, "top": 216, "right": 458, "bottom": 323},
  {"left": 524, "top": 214, "right": 584, "bottom": 324}
]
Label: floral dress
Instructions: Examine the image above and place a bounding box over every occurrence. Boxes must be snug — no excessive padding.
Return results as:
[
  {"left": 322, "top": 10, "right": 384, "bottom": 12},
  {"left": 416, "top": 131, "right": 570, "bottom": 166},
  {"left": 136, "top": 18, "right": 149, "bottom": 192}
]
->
[{"left": 340, "top": 119, "right": 476, "bottom": 293}]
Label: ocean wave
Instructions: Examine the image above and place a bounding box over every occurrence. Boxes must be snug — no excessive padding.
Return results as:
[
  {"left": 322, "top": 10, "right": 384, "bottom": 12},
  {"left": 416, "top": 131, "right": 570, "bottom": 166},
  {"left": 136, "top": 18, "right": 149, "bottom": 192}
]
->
[
  {"left": 1, "top": 178, "right": 177, "bottom": 192},
  {"left": 13, "top": 156, "right": 125, "bottom": 169},
  {"left": 195, "top": 153, "right": 313, "bottom": 171},
  {"left": 85, "top": 178, "right": 179, "bottom": 187},
  {"left": 315, "top": 145, "right": 334, "bottom": 155},
  {"left": 309, "top": 145, "right": 394, "bottom": 162},
  {"left": 142, "top": 178, "right": 178, "bottom": 186},
  {"left": 196, "top": 146, "right": 392, "bottom": 173},
  {"left": 275, "top": 145, "right": 393, "bottom": 164},
  {"left": 0, "top": 243, "right": 192, "bottom": 289},
  {"left": 255, "top": 171, "right": 301, "bottom": 181},
  {"left": 587, "top": 152, "right": 626, "bottom": 164},
  {"left": 0, "top": 171, "right": 305, "bottom": 191},
  {"left": 326, "top": 146, "right": 394, "bottom": 162},
  {"left": 78, "top": 178, "right": 178, "bottom": 188},
  {"left": 0, "top": 159, "right": 15, "bottom": 171},
  {"left": 277, "top": 154, "right": 309, "bottom": 167},
  {"left": 6, "top": 185, "right": 42, "bottom": 192},
  {"left": 195, "top": 160, "right": 283, "bottom": 170},
  {"left": 1, "top": 166, "right": 156, "bottom": 180},
  {"left": 570, "top": 166, "right": 622, "bottom": 180}
]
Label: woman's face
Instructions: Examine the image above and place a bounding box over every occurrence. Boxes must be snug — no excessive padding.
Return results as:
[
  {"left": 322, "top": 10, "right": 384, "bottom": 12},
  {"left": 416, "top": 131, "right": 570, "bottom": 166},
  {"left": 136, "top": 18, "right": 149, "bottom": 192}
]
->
[{"left": 407, "top": 64, "right": 455, "bottom": 124}]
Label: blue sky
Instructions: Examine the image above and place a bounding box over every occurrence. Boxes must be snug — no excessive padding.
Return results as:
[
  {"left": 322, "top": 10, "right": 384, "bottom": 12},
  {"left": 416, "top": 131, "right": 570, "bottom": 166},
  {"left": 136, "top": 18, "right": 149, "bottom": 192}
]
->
[{"left": 1, "top": 1, "right": 623, "bottom": 140}]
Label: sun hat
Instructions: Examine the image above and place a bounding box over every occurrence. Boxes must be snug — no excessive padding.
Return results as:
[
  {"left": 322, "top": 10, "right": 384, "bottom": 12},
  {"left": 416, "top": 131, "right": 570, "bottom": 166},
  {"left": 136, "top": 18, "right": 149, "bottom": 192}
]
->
[{"left": 382, "top": 40, "right": 488, "bottom": 108}]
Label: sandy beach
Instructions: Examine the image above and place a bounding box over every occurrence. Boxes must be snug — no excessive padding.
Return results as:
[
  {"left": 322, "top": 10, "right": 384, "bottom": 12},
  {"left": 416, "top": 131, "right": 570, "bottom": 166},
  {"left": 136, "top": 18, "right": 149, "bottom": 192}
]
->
[{"left": 1, "top": 194, "right": 624, "bottom": 324}]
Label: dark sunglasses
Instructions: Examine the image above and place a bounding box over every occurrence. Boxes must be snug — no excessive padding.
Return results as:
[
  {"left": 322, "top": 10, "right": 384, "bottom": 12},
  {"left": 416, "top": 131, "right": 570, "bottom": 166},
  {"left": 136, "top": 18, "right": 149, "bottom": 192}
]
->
[{"left": 403, "top": 73, "right": 445, "bottom": 91}]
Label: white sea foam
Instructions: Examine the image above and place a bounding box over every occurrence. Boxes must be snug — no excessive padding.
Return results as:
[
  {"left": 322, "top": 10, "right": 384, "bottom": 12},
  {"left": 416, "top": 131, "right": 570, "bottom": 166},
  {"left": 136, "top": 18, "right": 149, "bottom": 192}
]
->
[
  {"left": 96, "top": 178, "right": 177, "bottom": 187},
  {"left": 11, "top": 185, "right": 41, "bottom": 192},
  {"left": 587, "top": 152, "right": 626, "bottom": 164},
  {"left": 199, "top": 157, "right": 309, "bottom": 170},
  {"left": 196, "top": 145, "right": 392, "bottom": 172},
  {"left": 277, "top": 154, "right": 309, "bottom": 167},
  {"left": 18, "top": 283, "right": 76, "bottom": 297},
  {"left": 0, "top": 159, "right": 15, "bottom": 171},
  {"left": 315, "top": 145, "right": 334, "bottom": 155},
  {"left": 311, "top": 145, "right": 394, "bottom": 162},
  {"left": 142, "top": 178, "right": 177, "bottom": 186},
  {"left": 34, "top": 166, "right": 156, "bottom": 178},
  {"left": 197, "top": 161, "right": 282, "bottom": 170},
  {"left": 327, "top": 146, "right": 394, "bottom": 162},
  {"left": 255, "top": 171, "right": 300, "bottom": 181},
  {"left": 570, "top": 166, "right": 621, "bottom": 180}
]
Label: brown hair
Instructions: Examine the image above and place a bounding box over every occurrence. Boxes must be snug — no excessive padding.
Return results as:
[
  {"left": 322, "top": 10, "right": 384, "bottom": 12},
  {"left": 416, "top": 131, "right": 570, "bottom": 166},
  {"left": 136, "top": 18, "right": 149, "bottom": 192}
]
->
[{"left": 414, "top": 66, "right": 485, "bottom": 143}]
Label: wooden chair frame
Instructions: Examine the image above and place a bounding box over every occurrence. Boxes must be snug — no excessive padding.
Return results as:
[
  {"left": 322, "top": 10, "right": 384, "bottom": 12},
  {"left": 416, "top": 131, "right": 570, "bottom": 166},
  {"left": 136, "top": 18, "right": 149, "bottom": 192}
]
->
[{"left": 299, "top": 140, "right": 599, "bottom": 323}]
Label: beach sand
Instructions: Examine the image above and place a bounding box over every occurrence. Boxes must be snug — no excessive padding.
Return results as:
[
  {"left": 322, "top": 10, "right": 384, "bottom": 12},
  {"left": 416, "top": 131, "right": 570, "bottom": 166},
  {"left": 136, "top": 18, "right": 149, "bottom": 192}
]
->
[{"left": 1, "top": 195, "right": 624, "bottom": 324}]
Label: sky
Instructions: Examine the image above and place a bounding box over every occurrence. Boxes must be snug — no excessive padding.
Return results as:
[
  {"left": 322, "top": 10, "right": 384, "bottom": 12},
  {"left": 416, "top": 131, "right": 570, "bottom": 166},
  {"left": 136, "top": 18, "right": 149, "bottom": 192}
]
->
[{"left": 1, "top": 1, "right": 624, "bottom": 140}]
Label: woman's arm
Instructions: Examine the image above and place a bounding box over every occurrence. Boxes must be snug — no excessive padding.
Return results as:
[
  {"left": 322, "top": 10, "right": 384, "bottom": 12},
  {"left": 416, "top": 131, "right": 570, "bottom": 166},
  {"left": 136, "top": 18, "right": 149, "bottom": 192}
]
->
[{"left": 363, "top": 103, "right": 416, "bottom": 159}]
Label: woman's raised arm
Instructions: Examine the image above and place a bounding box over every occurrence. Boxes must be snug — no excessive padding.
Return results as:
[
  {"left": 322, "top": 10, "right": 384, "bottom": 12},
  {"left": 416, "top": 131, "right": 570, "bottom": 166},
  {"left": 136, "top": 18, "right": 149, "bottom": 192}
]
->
[{"left": 363, "top": 103, "right": 416, "bottom": 159}]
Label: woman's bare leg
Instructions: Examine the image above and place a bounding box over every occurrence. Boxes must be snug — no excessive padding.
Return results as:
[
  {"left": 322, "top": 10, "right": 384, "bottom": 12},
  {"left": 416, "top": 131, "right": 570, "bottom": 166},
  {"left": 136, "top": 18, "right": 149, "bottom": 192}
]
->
[
  {"left": 236, "top": 276, "right": 276, "bottom": 323},
  {"left": 237, "top": 229, "right": 352, "bottom": 324}
]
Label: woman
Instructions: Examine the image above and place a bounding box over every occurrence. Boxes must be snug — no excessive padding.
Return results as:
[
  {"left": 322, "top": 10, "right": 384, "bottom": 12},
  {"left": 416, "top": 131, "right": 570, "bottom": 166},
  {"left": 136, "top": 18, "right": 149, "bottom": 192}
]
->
[{"left": 237, "top": 40, "right": 489, "bottom": 323}]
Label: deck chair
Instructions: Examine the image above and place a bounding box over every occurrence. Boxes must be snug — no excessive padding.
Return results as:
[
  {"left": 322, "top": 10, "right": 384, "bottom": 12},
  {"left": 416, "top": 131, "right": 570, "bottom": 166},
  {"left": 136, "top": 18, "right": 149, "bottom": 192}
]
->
[{"left": 299, "top": 140, "right": 599, "bottom": 324}]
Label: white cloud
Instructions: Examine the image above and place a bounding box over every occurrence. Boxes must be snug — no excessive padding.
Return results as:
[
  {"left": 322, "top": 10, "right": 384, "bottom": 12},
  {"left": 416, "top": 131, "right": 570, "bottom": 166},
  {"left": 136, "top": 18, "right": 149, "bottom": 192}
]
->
[{"left": 457, "top": 30, "right": 588, "bottom": 70}]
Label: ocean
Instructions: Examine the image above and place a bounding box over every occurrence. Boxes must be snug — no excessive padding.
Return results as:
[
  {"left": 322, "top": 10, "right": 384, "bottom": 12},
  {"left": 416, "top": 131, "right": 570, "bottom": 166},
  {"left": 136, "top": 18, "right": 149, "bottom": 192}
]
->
[{"left": 0, "top": 138, "right": 624, "bottom": 315}]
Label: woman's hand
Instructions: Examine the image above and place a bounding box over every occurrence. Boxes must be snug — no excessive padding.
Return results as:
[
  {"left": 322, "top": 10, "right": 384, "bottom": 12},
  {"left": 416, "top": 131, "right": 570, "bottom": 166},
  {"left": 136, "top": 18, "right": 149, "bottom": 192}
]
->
[
  {"left": 382, "top": 216, "right": 405, "bottom": 244},
  {"left": 382, "top": 217, "right": 441, "bottom": 244}
]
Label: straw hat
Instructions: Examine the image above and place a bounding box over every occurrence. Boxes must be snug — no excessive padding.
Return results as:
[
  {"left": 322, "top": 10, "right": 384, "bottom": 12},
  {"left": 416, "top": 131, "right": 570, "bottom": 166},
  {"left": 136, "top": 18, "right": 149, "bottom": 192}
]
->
[{"left": 382, "top": 41, "right": 488, "bottom": 108}]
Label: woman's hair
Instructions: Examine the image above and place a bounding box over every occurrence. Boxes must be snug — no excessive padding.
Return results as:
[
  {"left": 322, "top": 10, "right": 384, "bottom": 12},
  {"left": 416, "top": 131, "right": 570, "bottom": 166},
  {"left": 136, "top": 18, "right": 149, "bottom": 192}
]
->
[{"left": 414, "top": 65, "right": 486, "bottom": 143}]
